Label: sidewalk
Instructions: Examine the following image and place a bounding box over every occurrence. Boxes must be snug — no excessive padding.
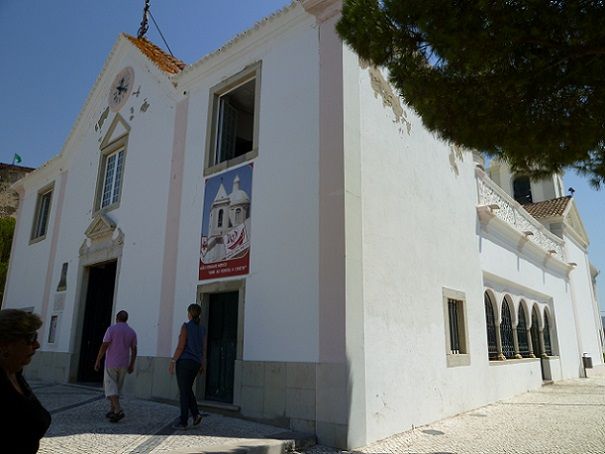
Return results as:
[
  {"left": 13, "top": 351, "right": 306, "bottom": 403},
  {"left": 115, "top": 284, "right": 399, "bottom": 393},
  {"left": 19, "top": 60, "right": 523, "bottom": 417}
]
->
[
  {"left": 300, "top": 370, "right": 605, "bottom": 454},
  {"left": 33, "top": 371, "right": 604, "bottom": 453},
  {"left": 33, "top": 382, "right": 311, "bottom": 454}
]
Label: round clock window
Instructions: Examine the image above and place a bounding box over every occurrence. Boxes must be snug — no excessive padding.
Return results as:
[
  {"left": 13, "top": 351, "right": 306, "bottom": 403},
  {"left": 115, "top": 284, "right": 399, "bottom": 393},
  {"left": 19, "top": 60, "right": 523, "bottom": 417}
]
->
[{"left": 108, "top": 67, "right": 135, "bottom": 112}]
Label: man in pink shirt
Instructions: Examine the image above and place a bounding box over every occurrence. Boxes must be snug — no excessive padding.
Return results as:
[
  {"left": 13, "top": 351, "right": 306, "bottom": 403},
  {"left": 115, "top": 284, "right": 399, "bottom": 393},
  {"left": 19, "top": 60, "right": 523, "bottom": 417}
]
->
[{"left": 94, "top": 310, "right": 137, "bottom": 422}]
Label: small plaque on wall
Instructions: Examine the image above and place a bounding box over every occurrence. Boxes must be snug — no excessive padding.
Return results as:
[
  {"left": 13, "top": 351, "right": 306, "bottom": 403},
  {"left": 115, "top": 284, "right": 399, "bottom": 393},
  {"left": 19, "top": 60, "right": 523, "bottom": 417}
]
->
[{"left": 53, "top": 293, "right": 65, "bottom": 312}]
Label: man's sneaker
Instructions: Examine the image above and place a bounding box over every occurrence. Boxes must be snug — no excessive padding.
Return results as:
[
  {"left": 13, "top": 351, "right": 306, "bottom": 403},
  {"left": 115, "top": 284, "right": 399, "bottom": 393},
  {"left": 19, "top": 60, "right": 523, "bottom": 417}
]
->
[
  {"left": 105, "top": 410, "right": 114, "bottom": 419},
  {"left": 172, "top": 422, "right": 188, "bottom": 430},
  {"left": 109, "top": 411, "right": 125, "bottom": 423},
  {"left": 192, "top": 414, "right": 203, "bottom": 426}
]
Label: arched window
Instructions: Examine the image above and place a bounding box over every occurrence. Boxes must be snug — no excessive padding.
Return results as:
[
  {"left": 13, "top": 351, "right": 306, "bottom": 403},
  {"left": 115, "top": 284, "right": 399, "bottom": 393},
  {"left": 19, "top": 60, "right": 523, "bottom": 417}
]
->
[
  {"left": 500, "top": 299, "right": 515, "bottom": 358},
  {"left": 517, "top": 305, "right": 530, "bottom": 357},
  {"left": 543, "top": 312, "right": 553, "bottom": 356},
  {"left": 217, "top": 209, "right": 224, "bottom": 228},
  {"left": 235, "top": 207, "right": 242, "bottom": 224},
  {"left": 513, "top": 175, "right": 533, "bottom": 204},
  {"left": 531, "top": 307, "right": 542, "bottom": 356},
  {"left": 484, "top": 293, "right": 498, "bottom": 360}
]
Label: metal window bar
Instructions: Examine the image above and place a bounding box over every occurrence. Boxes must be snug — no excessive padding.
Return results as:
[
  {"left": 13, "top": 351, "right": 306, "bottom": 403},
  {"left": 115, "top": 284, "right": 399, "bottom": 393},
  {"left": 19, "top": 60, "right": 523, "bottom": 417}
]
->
[
  {"left": 531, "top": 309, "right": 542, "bottom": 356},
  {"left": 500, "top": 300, "right": 515, "bottom": 358},
  {"left": 517, "top": 306, "right": 530, "bottom": 357},
  {"left": 448, "top": 299, "right": 460, "bottom": 354},
  {"left": 484, "top": 294, "right": 498, "bottom": 360},
  {"left": 543, "top": 313, "right": 553, "bottom": 356}
]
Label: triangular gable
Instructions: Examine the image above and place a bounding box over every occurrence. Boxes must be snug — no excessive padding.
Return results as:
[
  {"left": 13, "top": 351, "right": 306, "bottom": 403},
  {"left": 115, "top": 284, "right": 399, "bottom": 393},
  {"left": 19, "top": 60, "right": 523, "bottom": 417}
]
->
[
  {"left": 85, "top": 213, "right": 117, "bottom": 240},
  {"left": 563, "top": 200, "right": 590, "bottom": 246},
  {"left": 100, "top": 113, "right": 130, "bottom": 148}
]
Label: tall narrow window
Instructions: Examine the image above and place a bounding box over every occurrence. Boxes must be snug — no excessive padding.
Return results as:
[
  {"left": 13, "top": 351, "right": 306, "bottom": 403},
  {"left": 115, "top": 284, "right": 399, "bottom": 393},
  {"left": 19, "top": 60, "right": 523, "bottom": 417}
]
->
[
  {"left": 484, "top": 293, "right": 498, "bottom": 360},
  {"left": 443, "top": 289, "right": 469, "bottom": 367},
  {"left": 205, "top": 63, "right": 261, "bottom": 175},
  {"left": 217, "top": 209, "right": 224, "bottom": 228},
  {"left": 100, "top": 148, "right": 125, "bottom": 208},
  {"left": 543, "top": 312, "right": 553, "bottom": 356},
  {"left": 31, "top": 186, "right": 53, "bottom": 242},
  {"left": 517, "top": 305, "right": 530, "bottom": 357},
  {"left": 447, "top": 298, "right": 463, "bottom": 354},
  {"left": 500, "top": 300, "right": 515, "bottom": 358},
  {"left": 531, "top": 307, "right": 542, "bottom": 357}
]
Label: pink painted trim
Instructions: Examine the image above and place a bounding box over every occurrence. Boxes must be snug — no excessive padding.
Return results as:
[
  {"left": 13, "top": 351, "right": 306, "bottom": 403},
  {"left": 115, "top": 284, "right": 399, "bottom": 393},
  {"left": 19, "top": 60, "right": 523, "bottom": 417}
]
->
[
  {"left": 157, "top": 98, "right": 189, "bottom": 356},
  {"left": 318, "top": 14, "right": 346, "bottom": 362},
  {"left": 41, "top": 171, "right": 68, "bottom": 324}
]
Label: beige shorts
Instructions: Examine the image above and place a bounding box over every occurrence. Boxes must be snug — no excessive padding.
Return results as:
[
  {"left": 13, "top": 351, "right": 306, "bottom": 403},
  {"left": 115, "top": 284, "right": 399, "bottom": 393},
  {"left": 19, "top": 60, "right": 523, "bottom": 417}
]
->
[{"left": 104, "top": 367, "right": 127, "bottom": 397}]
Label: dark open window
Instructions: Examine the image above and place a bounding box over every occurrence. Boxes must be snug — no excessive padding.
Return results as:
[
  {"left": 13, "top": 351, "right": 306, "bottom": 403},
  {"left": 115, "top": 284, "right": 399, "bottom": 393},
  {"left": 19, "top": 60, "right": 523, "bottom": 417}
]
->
[
  {"left": 484, "top": 293, "right": 498, "bottom": 360},
  {"left": 531, "top": 307, "right": 542, "bottom": 356},
  {"left": 517, "top": 305, "right": 530, "bottom": 357},
  {"left": 543, "top": 312, "right": 553, "bottom": 356},
  {"left": 447, "top": 298, "right": 465, "bottom": 354},
  {"left": 513, "top": 175, "right": 533, "bottom": 204},
  {"left": 500, "top": 299, "right": 515, "bottom": 358}
]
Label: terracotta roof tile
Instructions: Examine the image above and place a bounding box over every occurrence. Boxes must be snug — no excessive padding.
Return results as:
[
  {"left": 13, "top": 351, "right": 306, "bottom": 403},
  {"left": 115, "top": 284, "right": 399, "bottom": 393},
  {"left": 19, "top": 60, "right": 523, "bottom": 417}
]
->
[
  {"left": 522, "top": 196, "right": 572, "bottom": 219},
  {"left": 125, "top": 34, "right": 186, "bottom": 74}
]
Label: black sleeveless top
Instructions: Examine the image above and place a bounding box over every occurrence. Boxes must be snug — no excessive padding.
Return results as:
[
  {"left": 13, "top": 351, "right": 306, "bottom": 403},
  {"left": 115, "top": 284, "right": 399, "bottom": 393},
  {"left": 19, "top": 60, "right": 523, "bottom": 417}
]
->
[{"left": 0, "top": 369, "right": 51, "bottom": 453}]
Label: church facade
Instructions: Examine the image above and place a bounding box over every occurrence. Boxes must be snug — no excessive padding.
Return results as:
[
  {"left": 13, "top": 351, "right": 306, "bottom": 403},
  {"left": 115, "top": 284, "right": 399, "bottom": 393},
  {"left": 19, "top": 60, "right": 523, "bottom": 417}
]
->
[{"left": 3, "top": 0, "right": 603, "bottom": 449}]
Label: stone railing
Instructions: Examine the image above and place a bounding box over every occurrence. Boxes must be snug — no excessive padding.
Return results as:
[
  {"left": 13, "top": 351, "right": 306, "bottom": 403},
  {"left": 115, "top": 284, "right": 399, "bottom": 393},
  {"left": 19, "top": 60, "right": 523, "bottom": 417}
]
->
[{"left": 476, "top": 168, "right": 564, "bottom": 260}]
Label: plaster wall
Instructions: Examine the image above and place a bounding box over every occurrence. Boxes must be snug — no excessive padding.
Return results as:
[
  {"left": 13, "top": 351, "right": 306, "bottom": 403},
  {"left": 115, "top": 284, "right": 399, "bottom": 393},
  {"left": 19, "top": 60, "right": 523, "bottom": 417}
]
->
[
  {"left": 3, "top": 171, "right": 57, "bottom": 315},
  {"left": 174, "top": 10, "right": 320, "bottom": 362},
  {"left": 479, "top": 235, "right": 582, "bottom": 378},
  {"left": 4, "top": 44, "right": 180, "bottom": 359},
  {"left": 565, "top": 235, "right": 604, "bottom": 366},
  {"left": 353, "top": 62, "right": 494, "bottom": 445}
]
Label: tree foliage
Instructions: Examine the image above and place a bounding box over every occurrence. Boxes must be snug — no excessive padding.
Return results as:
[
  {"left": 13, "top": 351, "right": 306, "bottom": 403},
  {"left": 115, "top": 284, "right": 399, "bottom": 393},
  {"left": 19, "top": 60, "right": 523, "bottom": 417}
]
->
[
  {"left": 336, "top": 0, "right": 605, "bottom": 187},
  {"left": 0, "top": 216, "right": 16, "bottom": 305}
]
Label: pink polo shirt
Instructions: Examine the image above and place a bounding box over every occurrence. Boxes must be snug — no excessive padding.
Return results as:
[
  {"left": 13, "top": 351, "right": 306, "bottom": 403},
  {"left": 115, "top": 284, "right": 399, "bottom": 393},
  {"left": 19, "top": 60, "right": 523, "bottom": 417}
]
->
[{"left": 102, "top": 322, "right": 137, "bottom": 369}]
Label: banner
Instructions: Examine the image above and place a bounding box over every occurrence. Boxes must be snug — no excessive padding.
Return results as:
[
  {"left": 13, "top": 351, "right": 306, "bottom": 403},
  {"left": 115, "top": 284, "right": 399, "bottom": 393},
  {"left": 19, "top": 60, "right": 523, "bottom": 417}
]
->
[{"left": 199, "top": 164, "right": 253, "bottom": 280}]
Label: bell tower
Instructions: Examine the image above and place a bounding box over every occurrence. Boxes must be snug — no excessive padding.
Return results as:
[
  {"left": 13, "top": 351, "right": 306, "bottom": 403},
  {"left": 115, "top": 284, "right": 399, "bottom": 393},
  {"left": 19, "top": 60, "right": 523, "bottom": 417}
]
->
[{"left": 488, "top": 159, "right": 566, "bottom": 204}]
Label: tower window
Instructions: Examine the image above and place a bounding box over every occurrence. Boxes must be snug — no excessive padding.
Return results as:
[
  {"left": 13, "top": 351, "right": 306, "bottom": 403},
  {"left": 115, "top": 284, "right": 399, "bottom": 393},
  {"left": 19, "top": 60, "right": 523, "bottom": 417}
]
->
[{"left": 513, "top": 176, "right": 533, "bottom": 204}]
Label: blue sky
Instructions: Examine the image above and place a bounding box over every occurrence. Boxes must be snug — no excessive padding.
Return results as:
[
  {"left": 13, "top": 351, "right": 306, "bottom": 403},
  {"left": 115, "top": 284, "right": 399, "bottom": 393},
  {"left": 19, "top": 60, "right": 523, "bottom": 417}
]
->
[{"left": 1, "top": 1, "right": 603, "bottom": 313}]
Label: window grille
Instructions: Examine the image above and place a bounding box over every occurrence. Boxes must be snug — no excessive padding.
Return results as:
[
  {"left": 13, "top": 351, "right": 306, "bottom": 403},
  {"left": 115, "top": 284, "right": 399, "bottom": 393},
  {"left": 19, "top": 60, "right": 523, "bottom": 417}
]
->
[
  {"left": 531, "top": 308, "right": 542, "bottom": 356},
  {"left": 543, "top": 313, "right": 553, "bottom": 356},
  {"left": 448, "top": 298, "right": 461, "bottom": 354},
  {"left": 517, "top": 306, "right": 530, "bottom": 357},
  {"left": 500, "top": 300, "right": 515, "bottom": 358},
  {"left": 484, "top": 293, "right": 498, "bottom": 360}
]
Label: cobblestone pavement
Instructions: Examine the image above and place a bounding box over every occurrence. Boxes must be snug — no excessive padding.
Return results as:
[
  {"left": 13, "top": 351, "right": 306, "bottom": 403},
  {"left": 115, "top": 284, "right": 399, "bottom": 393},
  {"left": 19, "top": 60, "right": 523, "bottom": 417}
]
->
[
  {"left": 301, "top": 372, "right": 605, "bottom": 454},
  {"left": 32, "top": 382, "right": 289, "bottom": 454},
  {"left": 30, "top": 371, "right": 605, "bottom": 453}
]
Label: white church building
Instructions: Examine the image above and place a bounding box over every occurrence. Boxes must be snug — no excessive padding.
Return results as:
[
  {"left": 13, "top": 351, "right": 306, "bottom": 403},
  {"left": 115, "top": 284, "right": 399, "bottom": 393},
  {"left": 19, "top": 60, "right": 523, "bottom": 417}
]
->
[{"left": 4, "top": 0, "right": 603, "bottom": 448}]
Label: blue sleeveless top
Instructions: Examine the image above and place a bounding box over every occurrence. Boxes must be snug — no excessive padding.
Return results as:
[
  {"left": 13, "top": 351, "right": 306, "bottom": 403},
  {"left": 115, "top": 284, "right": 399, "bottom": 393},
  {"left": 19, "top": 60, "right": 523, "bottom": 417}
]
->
[{"left": 180, "top": 320, "right": 206, "bottom": 364}]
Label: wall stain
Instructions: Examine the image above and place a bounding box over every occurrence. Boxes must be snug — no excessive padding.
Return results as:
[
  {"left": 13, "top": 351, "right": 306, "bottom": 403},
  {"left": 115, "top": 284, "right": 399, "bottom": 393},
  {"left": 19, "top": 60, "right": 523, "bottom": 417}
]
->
[
  {"left": 361, "top": 59, "right": 411, "bottom": 134},
  {"left": 96, "top": 107, "right": 110, "bottom": 132},
  {"left": 448, "top": 144, "right": 464, "bottom": 176},
  {"left": 140, "top": 99, "right": 150, "bottom": 112}
]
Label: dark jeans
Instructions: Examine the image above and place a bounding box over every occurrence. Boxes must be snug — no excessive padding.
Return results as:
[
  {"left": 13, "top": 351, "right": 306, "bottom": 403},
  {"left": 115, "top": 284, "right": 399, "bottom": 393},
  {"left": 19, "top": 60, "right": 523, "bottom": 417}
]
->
[{"left": 175, "top": 359, "right": 200, "bottom": 425}]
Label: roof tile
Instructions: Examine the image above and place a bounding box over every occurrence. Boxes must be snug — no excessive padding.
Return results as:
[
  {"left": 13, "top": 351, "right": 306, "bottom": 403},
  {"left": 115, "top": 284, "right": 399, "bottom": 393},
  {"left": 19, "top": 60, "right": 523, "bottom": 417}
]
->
[
  {"left": 125, "top": 34, "right": 186, "bottom": 74},
  {"left": 522, "top": 196, "right": 572, "bottom": 219}
]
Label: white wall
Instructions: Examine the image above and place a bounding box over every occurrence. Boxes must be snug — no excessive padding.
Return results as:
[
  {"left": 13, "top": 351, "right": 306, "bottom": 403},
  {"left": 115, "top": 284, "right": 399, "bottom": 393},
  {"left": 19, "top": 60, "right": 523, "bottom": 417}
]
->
[
  {"left": 352, "top": 61, "right": 493, "bottom": 443},
  {"left": 175, "top": 9, "right": 320, "bottom": 362},
  {"left": 565, "top": 234, "right": 605, "bottom": 366},
  {"left": 4, "top": 41, "right": 181, "bottom": 358}
]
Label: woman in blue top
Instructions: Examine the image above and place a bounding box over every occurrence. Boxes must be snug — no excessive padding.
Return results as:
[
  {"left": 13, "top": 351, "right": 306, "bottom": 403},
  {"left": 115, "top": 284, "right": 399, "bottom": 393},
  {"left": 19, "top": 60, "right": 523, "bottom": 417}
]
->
[{"left": 169, "top": 304, "right": 206, "bottom": 429}]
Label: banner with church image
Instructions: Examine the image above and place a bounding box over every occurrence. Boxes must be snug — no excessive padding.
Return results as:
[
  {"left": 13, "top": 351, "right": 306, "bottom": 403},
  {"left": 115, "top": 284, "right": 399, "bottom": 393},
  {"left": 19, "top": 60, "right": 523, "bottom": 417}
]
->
[{"left": 199, "top": 164, "right": 253, "bottom": 280}]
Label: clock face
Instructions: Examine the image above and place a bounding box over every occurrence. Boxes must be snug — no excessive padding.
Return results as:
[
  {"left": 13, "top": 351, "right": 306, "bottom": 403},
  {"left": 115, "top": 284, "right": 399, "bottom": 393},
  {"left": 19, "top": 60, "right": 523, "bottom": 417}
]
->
[{"left": 108, "top": 66, "right": 135, "bottom": 112}]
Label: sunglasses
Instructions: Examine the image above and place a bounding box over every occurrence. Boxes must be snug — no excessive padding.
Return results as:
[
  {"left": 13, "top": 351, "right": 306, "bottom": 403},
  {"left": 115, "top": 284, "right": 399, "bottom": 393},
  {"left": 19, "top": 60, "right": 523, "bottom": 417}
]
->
[{"left": 23, "top": 332, "right": 38, "bottom": 345}]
